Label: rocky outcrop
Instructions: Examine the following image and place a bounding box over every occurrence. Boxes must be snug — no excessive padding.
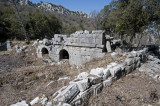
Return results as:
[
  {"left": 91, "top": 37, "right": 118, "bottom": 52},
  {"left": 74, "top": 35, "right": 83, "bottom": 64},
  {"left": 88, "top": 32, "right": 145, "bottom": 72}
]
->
[
  {"left": 38, "top": 2, "right": 91, "bottom": 18},
  {"left": 6, "top": 0, "right": 29, "bottom": 5}
]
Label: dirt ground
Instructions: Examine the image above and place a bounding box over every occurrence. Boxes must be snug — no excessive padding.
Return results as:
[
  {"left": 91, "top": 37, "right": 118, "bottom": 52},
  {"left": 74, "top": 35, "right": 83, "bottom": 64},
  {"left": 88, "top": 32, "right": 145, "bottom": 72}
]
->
[
  {"left": 0, "top": 41, "right": 160, "bottom": 106},
  {"left": 88, "top": 71, "right": 160, "bottom": 106},
  {"left": 0, "top": 41, "right": 119, "bottom": 106}
]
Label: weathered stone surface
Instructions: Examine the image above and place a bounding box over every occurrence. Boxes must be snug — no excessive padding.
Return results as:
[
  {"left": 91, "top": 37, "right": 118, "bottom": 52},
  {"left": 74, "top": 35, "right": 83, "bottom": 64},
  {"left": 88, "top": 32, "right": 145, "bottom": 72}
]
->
[
  {"left": 103, "top": 68, "right": 111, "bottom": 79},
  {"left": 103, "top": 77, "right": 113, "bottom": 87},
  {"left": 92, "top": 83, "right": 103, "bottom": 95},
  {"left": 11, "top": 101, "right": 29, "bottom": 106},
  {"left": 70, "top": 79, "right": 90, "bottom": 92},
  {"left": 53, "top": 84, "right": 79, "bottom": 103},
  {"left": 106, "top": 41, "right": 112, "bottom": 52},
  {"left": 36, "top": 30, "right": 114, "bottom": 66},
  {"left": 125, "top": 58, "right": 134, "bottom": 66},
  {"left": 77, "top": 72, "right": 89, "bottom": 80},
  {"left": 111, "top": 52, "right": 118, "bottom": 58},
  {"left": 109, "top": 65, "right": 121, "bottom": 77},
  {"left": 89, "top": 76, "right": 102, "bottom": 85},
  {"left": 90, "top": 68, "right": 104, "bottom": 77},
  {"left": 7, "top": 40, "right": 12, "bottom": 51},
  {"left": 72, "top": 87, "right": 94, "bottom": 106},
  {"left": 125, "top": 65, "right": 134, "bottom": 74}
]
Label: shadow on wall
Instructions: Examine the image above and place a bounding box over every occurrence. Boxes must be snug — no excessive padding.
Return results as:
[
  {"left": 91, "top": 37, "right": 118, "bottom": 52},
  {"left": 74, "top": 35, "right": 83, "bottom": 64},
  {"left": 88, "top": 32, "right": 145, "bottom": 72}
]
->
[{"left": 59, "top": 49, "right": 69, "bottom": 60}]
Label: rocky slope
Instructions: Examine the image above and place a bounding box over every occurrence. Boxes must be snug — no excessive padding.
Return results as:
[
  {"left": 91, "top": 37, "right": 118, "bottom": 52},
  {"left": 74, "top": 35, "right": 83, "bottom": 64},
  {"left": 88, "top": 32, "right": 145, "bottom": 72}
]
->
[
  {"left": 38, "top": 2, "right": 91, "bottom": 18},
  {"left": 2, "top": 0, "right": 91, "bottom": 18}
]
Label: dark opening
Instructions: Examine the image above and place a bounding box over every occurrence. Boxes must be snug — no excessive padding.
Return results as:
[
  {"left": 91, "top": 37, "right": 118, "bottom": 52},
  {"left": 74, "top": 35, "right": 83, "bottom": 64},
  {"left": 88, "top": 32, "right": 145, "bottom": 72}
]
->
[
  {"left": 42, "top": 48, "right": 49, "bottom": 57},
  {"left": 60, "top": 49, "right": 69, "bottom": 60}
]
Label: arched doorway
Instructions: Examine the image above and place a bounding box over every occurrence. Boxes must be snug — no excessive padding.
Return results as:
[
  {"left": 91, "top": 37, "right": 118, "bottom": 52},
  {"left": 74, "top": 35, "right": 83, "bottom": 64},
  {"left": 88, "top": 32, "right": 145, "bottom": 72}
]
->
[
  {"left": 41, "top": 47, "right": 49, "bottom": 58},
  {"left": 59, "top": 49, "right": 69, "bottom": 60}
]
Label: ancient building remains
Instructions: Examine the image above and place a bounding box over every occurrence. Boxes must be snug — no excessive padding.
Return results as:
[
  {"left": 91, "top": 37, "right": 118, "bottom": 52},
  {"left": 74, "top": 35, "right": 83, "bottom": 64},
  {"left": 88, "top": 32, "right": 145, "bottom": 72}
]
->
[{"left": 36, "top": 30, "right": 115, "bottom": 65}]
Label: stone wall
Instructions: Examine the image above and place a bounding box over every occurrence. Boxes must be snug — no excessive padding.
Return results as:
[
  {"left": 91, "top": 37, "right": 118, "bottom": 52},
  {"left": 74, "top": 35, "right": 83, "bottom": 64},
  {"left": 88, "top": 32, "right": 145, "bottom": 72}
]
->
[
  {"left": 36, "top": 30, "right": 113, "bottom": 66},
  {"left": 11, "top": 48, "right": 156, "bottom": 106},
  {"left": 49, "top": 48, "right": 149, "bottom": 106}
]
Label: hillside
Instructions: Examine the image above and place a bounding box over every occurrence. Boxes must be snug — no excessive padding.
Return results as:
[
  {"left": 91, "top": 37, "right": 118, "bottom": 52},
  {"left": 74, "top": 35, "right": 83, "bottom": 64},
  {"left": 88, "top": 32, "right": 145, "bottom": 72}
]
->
[{"left": 0, "top": 0, "right": 94, "bottom": 42}]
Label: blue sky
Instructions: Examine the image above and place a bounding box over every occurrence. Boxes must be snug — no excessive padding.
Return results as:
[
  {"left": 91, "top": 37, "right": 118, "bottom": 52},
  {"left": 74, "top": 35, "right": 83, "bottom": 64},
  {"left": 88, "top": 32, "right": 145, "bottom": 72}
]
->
[{"left": 30, "top": 0, "right": 112, "bottom": 14}]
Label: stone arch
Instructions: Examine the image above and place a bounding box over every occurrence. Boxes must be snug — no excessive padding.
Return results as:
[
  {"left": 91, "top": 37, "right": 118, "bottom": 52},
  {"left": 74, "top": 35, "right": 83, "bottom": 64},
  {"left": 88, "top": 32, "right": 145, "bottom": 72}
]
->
[
  {"left": 41, "top": 47, "right": 49, "bottom": 58},
  {"left": 59, "top": 49, "right": 69, "bottom": 60}
]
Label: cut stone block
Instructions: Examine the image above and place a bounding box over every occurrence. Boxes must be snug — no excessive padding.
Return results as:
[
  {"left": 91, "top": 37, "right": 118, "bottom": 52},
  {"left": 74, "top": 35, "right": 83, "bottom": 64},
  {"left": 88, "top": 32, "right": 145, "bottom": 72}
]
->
[
  {"left": 125, "top": 58, "right": 134, "bottom": 66},
  {"left": 70, "top": 79, "right": 90, "bottom": 92},
  {"left": 89, "top": 76, "right": 102, "bottom": 85},
  {"left": 103, "top": 77, "right": 113, "bottom": 87},
  {"left": 125, "top": 65, "right": 134, "bottom": 74},
  {"left": 109, "top": 65, "right": 121, "bottom": 77},
  {"left": 77, "top": 72, "right": 89, "bottom": 80},
  {"left": 53, "top": 84, "right": 80, "bottom": 103},
  {"left": 71, "top": 87, "right": 94, "bottom": 106},
  {"left": 90, "top": 68, "right": 104, "bottom": 77},
  {"left": 92, "top": 83, "right": 103, "bottom": 95},
  {"left": 103, "top": 68, "right": 111, "bottom": 79}
]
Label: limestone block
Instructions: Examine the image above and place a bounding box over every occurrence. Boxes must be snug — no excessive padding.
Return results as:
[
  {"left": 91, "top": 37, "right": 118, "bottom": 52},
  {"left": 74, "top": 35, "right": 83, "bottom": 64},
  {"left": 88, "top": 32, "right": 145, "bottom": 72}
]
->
[
  {"left": 95, "top": 39, "right": 102, "bottom": 45},
  {"left": 77, "top": 72, "right": 89, "bottom": 80},
  {"left": 7, "top": 40, "right": 12, "bottom": 51},
  {"left": 84, "top": 30, "right": 89, "bottom": 34},
  {"left": 96, "top": 45, "right": 104, "bottom": 49},
  {"left": 72, "top": 87, "right": 94, "bottom": 106},
  {"left": 103, "top": 68, "right": 111, "bottom": 79},
  {"left": 75, "top": 30, "right": 84, "bottom": 34},
  {"left": 125, "top": 65, "right": 134, "bottom": 74},
  {"left": 111, "top": 52, "right": 118, "bottom": 58},
  {"left": 53, "top": 84, "right": 79, "bottom": 103},
  {"left": 130, "top": 51, "right": 138, "bottom": 57},
  {"left": 148, "top": 55, "right": 155, "bottom": 61},
  {"left": 63, "top": 103, "right": 71, "bottom": 106},
  {"left": 136, "top": 61, "right": 141, "bottom": 68},
  {"left": 86, "top": 38, "right": 95, "bottom": 44},
  {"left": 109, "top": 65, "right": 121, "bottom": 77},
  {"left": 71, "top": 97, "right": 82, "bottom": 106},
  {"left": 78, "top": 87, "right": 94, "bottom": 99},
  {"left": 106, "top": 41, "right": 112, "bottom": 52},
  {"left": 90, "top": 68, "right": 104, "bottom": 77},
  {"left": 10, "top": 101, "right": 29, "bottom": 106},
  {"left": 46, "top": 102, "right": 52, "bottom": 106},
  {"left": 103, "top": 77, "right": 113, "bottom": 87},
  {"left": 135, "top": 57, "right": 140, "bottom": 63},
  {"left": 92, "top": 83, "right": 103, "bottom": 95},
  {"left": 89, "top": 76, "right": 102, "bottom": 85},
  {"left": 70, "top": 79, "right": 90, "bottom": 92},
  {"left": 125, "top": 58, "right": 134, "bottom": 66}
]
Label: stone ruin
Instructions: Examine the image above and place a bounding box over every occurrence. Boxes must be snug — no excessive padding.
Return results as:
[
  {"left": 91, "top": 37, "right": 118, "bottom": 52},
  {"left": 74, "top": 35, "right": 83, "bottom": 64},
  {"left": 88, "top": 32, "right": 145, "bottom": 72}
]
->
[{"left": 36, "top": 30, "right": 117, "bottom": 66}]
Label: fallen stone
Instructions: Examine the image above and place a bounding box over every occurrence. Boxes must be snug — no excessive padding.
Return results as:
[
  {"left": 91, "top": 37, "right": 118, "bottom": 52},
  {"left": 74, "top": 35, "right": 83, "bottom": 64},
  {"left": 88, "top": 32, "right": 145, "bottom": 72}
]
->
[
  {"left": 77, "top": 72, "right": 89, "bottom": 80},
  {"left": 63, "top": 103, "right": 71, "bottom": 106},
  {"left": 72, "top": 87, "right": 94, "bottom": 105},
  {"left": 30, "top": 97, "right": 39, "bottom": 105},
  {"left": 111, "top": 52, "right": 118, "bottom": 58},
  {"left": 92, "top": 83, "right": 103, "bottom": 95},
  {"left": 89, "top": 76, "right": 102, "bottom": 85},
  {"left": 125, "top": 58, "right": 134, "bottom": 66},
  {"left": 109, "top": 65, "right": 122, "bottom": 77},
  {"left": 53, "top": 84, "right": 80, "bottom": 103},
  {"left": 43, "top": 59, "right": 52, "bottom": 63},
  {"left": 70, "top": 79, "right": 90, "bottom": 92},
  {"left": 125, "top": 65, "right": 134, "bottom": 74},
  {"left": 46, "top": 102, "right": 52, "bottom": 106},
  {"left": 90, "top": 68, "right": 104, "bottom": 77},
  {"left": 103, "top": 68, "right": 111, "bottom": 79},
  {"left": 10, "top": 101, "right": 29, "bottom": 106},
  {"left": 103, "top": 77, "right": 113, "bottom": 87}
]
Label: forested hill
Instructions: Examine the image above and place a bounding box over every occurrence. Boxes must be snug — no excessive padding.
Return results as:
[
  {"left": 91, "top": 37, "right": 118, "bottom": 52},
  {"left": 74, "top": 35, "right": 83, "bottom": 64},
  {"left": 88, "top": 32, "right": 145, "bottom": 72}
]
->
[{"left": 0, "top": 0, "right": 94, "bottom": 42}]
